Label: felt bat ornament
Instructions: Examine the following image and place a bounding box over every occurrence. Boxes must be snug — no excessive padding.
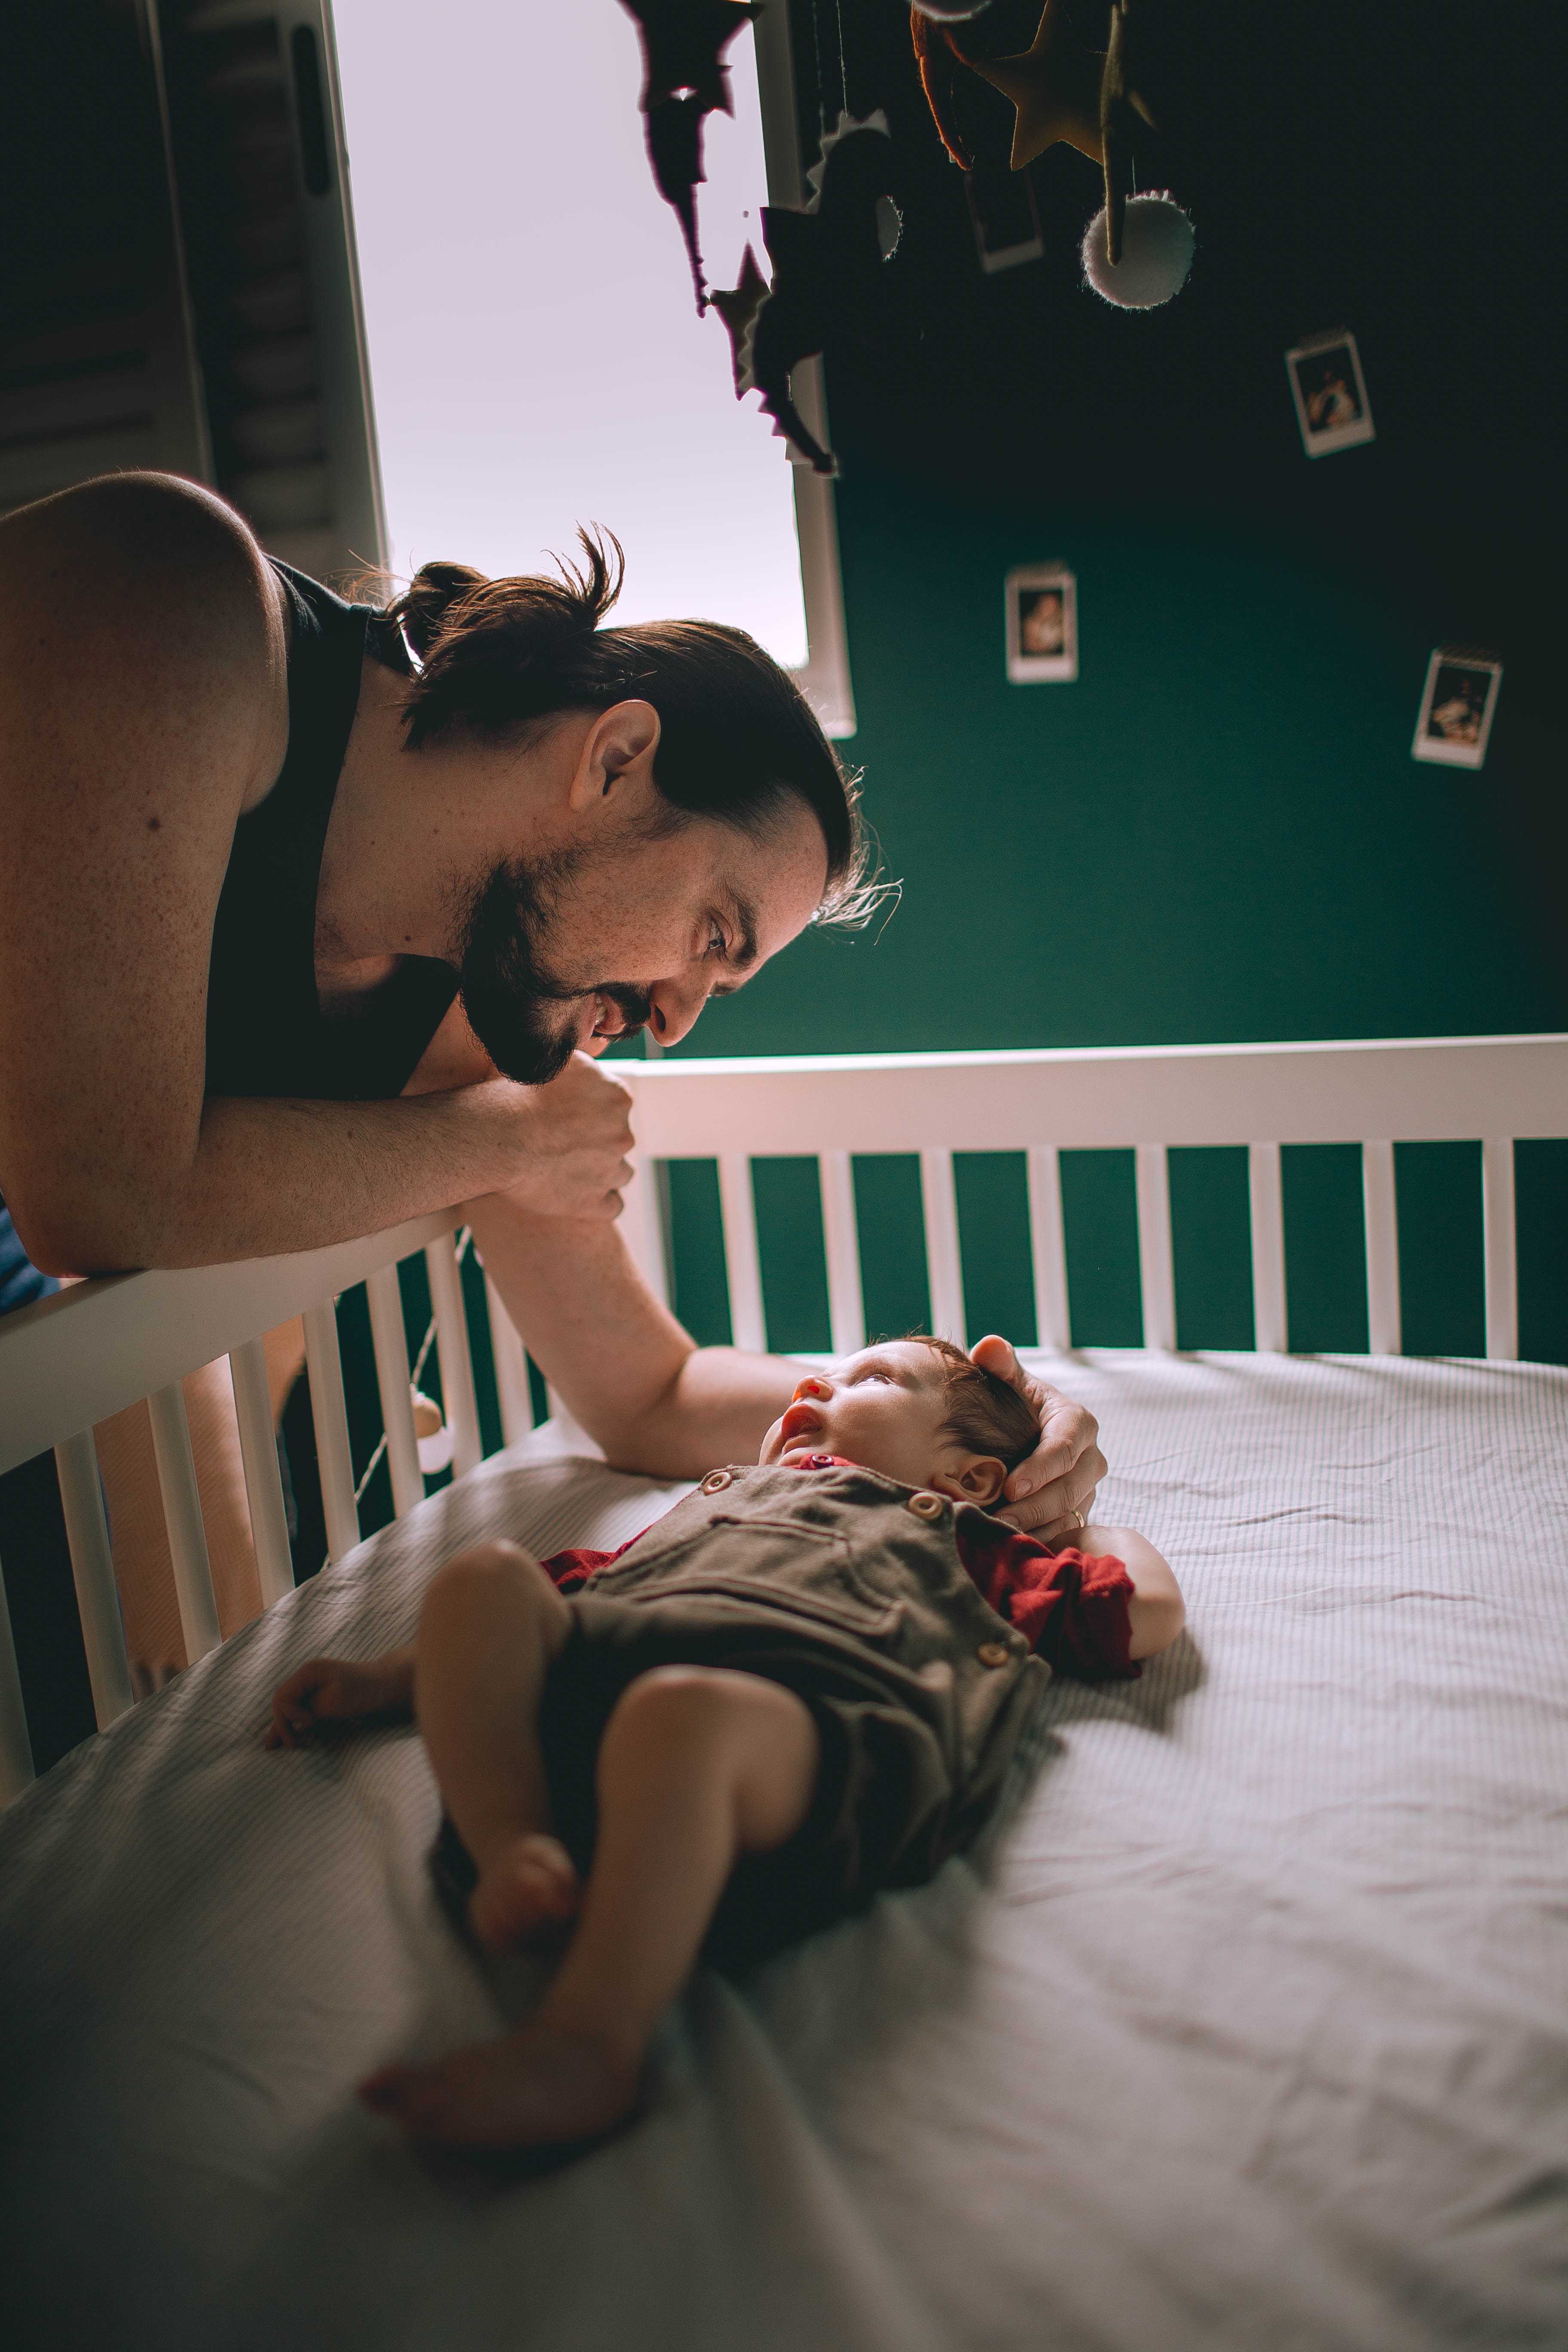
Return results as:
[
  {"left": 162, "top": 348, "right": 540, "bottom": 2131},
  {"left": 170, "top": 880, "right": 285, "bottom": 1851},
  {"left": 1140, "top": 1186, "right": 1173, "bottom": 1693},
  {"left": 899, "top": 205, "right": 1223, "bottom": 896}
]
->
[
  {"left": 710, "top": 111, "right": 904, "bottom": 475},
  {"left": 913, "top": 0, "right": 1155, "bottom": 261},
  {"left": 619, "top": 0, "right": 760, "bottom": 312}
]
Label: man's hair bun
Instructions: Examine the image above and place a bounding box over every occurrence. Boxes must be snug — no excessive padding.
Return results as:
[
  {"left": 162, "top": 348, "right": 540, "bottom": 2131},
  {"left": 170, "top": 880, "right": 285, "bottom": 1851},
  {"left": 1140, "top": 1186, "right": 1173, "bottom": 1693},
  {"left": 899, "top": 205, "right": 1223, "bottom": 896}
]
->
[
  {"left": 388, "top": 533, "right": 623, "bottom": 669},
  {"left": 390, "top": 561, "right": 488, "bottom": 661}
]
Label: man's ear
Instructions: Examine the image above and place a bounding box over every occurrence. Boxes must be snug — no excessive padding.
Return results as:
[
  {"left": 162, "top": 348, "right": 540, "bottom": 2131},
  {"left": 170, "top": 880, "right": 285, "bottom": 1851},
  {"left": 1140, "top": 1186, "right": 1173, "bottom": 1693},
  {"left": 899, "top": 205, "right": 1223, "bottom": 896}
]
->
[
  {"left": 931, "top": 1457, "right": 1008, "bottom": 1507},
  {"left": 567, "top": 700, "right": 661, "bottom": 812}
]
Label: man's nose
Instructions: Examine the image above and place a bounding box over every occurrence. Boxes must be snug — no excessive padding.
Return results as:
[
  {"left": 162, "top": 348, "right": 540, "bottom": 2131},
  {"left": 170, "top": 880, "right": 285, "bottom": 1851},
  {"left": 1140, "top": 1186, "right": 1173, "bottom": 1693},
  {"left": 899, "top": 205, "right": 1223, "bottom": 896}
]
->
[{"left": 645, "top": 976, "right": 711, "bottom": 1049}]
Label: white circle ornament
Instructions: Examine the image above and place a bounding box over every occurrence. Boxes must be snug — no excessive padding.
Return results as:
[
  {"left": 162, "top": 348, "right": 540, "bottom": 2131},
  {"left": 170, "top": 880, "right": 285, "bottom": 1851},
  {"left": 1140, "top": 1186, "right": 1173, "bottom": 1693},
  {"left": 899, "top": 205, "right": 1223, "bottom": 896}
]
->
[{"left": 1081, "top": 192, "right": 1195, "bottom": 308}]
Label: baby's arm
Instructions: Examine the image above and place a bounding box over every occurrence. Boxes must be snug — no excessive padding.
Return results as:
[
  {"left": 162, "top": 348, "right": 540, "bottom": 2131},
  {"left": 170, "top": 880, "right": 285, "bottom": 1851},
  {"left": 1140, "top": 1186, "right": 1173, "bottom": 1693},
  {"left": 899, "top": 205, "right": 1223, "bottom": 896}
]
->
[
  {"left": 1078, "top": 1525, "right": 1184, "bottom": 1660},
  {"left": 265, "top": 1645, "right": 416, "bottom": 1749}
]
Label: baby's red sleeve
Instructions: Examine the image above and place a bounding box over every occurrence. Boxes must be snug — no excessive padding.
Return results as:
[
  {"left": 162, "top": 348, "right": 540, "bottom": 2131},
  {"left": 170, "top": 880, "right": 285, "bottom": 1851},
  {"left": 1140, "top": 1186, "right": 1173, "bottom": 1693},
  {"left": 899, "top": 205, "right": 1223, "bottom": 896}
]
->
[
  {"left": 957, "top": 1519, "right": 1138, "bottom": 1681},
  {"left": 540, "top": 1535, "right": 639, "bottom": 1594}
]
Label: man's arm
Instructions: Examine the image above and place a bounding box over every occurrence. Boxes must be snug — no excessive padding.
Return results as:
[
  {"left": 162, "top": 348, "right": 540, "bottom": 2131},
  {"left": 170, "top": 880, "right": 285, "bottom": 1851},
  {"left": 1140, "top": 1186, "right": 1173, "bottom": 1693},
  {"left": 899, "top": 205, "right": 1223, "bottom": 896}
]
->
[
  {"left": 467, "top": 1187, "right": 790, "bottom": 1474},
  {"left": 164, "top": 1056, "right": 633, "bottom": 1270},
  {"left": 468, "top": 1185, "right": 1109, "bottom": 1526}
]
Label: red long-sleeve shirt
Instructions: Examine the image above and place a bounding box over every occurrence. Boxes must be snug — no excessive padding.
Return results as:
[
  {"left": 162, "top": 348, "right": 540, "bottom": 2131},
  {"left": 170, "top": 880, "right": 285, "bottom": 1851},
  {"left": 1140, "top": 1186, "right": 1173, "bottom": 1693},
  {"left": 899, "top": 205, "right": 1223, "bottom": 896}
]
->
[{"left": 543, "top": 1455, "right": 1136, "bottom": 1682}]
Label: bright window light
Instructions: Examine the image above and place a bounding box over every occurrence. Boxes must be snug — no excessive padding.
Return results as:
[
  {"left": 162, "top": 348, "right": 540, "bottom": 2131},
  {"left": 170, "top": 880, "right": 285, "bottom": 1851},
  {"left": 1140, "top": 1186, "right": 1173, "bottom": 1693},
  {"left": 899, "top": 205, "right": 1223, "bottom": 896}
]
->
[{"left": 330, "top": 0, "right": 809, "bottom": 668}]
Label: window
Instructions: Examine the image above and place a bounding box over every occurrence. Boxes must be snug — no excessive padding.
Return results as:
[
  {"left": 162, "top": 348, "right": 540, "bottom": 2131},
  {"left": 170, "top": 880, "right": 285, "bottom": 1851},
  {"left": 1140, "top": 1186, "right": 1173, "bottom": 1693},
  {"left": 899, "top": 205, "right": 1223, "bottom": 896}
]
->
[{"left": 330, "top": 0, "right": 854, "bottom": 732}]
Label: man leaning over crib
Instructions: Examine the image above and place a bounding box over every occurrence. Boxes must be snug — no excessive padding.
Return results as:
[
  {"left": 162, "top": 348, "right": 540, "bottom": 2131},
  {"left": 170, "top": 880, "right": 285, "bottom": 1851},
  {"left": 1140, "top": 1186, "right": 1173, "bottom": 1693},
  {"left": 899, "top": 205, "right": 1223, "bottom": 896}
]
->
[{"left": 0, "top": 473, "right": 1103, "bottom": 1539}]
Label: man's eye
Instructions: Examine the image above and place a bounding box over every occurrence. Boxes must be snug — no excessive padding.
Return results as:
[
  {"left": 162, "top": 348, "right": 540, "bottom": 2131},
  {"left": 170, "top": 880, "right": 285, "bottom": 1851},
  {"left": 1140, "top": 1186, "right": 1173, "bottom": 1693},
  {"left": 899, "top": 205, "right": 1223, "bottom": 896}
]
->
[{"left": 706, "top": 931, "right": 727, "bottom": 959}]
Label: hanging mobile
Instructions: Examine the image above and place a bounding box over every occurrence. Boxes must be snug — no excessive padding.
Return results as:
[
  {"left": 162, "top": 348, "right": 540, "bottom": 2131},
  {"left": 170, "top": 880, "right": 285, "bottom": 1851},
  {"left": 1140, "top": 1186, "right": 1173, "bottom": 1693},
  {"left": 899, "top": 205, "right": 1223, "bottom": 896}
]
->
[{"left": 911, "top": 0, "right": 1194, "bottom": 306}]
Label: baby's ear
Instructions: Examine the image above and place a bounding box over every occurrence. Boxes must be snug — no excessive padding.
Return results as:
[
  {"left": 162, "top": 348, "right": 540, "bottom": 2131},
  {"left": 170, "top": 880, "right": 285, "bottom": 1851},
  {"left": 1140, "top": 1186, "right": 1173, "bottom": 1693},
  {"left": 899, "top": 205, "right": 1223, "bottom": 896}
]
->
[{"left": 931, "top": 1457, "right": 1008, "bottom": 1507}]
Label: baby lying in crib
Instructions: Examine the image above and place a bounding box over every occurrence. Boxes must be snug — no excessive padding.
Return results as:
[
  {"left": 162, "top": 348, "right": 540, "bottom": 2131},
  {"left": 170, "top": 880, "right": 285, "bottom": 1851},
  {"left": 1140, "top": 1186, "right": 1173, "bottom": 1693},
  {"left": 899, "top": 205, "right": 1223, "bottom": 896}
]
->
[{"left": 266, "top": 1336, "right": 1183, "bottom": 2153}]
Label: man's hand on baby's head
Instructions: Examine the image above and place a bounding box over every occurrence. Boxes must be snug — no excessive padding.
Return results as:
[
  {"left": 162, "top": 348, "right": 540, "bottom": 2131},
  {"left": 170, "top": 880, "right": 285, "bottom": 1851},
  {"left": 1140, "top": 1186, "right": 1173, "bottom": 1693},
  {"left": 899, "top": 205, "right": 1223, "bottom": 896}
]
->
[{"left": 969, "top": 1335, "right": 1106, "bottom": 1544}]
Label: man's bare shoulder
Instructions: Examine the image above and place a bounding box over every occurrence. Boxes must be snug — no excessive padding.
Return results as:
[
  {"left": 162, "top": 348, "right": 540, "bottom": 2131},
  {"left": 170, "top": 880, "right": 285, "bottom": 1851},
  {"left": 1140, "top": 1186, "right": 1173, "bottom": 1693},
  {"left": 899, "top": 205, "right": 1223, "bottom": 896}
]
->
[{"left": 0, "top": 472, "right": 288, "bottom": 806}]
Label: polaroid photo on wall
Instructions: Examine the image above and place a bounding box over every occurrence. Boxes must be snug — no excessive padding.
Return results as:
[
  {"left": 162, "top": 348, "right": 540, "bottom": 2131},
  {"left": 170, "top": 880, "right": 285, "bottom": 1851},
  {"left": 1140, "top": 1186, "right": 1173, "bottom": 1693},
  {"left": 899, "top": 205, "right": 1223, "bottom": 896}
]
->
[
  {"left": 1006, "top": 564, "right": 1078, "bottom": 682},
  {"left": 1412, "top": 646, "right": 1503, "bottom": 769},
  {"left": 1286, "top": 329, "right": 1374, "bottom": 457}
]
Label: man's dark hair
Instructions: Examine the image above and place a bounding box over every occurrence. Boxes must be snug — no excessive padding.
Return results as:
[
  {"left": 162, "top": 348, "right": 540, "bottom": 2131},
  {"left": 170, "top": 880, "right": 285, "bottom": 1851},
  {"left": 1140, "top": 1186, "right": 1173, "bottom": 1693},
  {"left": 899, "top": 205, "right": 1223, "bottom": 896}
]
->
[{"left": 382, "top": 530, "right": 883, "bottom": 928}]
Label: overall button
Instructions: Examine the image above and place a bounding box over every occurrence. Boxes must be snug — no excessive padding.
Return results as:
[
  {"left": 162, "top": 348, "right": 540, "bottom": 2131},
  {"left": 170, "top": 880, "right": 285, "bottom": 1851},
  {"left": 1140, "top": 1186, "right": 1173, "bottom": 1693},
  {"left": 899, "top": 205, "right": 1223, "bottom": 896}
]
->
[
  {"left": 906, "top": 1491, "right": 945, "bottom": 1521},
  {"left": 976, "top": 1641, "right": 1011, "bottom": 1669},
  {"left": 700, "top": 1470, "right": 733, "bottom": 1495}
]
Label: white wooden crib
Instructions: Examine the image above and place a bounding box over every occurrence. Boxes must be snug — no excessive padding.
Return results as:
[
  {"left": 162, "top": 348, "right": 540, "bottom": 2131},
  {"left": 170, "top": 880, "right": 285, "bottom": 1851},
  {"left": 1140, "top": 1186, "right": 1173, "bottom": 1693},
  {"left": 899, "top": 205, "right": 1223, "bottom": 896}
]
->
[{"left": 2, "top": 1030, "right": 1563, "bottom": 1803}]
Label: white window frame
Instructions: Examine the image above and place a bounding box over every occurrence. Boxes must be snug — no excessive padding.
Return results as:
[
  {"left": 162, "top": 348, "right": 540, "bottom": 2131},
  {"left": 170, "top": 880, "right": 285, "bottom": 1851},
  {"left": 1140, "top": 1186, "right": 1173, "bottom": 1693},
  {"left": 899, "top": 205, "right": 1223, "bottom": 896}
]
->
[{"left": 749, "top": 1, "right": 856, "bottom": 737}]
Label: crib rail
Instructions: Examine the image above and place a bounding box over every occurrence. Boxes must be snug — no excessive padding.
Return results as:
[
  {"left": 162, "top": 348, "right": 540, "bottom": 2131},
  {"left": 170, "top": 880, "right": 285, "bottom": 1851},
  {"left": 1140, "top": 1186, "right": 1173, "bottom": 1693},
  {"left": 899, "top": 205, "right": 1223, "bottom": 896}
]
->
[
  {"left": 1, "top": 1031, "right": 1563, "bottom": 1802},
  {"left": 619, "top": 1032, "right": 1565, "bottom": 1361},
  {"left": 0, "top": 1206, "right": 495, "bottom": 1798}
]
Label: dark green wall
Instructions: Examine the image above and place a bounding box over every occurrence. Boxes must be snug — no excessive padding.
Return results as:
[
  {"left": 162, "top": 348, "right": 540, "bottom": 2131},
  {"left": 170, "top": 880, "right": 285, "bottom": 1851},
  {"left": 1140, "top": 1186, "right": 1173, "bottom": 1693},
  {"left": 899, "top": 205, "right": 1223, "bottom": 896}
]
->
[
  {"left": 646, "top": 0, "right": 1568, "bottom": 1360},
  {"left": 703, "top": 487, "right": 1563, "bottom": 1057}
]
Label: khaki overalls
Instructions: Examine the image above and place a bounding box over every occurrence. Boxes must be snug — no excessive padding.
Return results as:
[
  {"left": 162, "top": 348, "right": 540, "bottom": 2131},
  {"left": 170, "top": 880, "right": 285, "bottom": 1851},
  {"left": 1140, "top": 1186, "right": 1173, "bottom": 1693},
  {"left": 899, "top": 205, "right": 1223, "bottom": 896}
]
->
[{"left": 533, "top": 1460, "right": 1052, "bottom": 1967}]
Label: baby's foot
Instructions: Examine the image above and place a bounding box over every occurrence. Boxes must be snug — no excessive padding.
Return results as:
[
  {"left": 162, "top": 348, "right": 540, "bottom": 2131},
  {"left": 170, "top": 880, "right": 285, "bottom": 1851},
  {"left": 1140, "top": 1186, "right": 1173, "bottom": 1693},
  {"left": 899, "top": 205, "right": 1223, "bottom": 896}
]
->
[
  {"left": 360, "top": 2022, "right": 640, "bottom": 2151},
  {"left": 466, "top": 1832, "right": 581, "bottom": 1953}
]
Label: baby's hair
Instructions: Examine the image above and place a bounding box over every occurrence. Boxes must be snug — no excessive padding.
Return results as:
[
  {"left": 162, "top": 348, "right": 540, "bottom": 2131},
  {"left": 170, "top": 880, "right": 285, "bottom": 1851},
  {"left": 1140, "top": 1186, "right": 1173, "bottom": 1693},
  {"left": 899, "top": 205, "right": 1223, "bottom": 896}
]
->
[{"left": 906, "top": 1336, "right": 1039, "bottom": 1473}]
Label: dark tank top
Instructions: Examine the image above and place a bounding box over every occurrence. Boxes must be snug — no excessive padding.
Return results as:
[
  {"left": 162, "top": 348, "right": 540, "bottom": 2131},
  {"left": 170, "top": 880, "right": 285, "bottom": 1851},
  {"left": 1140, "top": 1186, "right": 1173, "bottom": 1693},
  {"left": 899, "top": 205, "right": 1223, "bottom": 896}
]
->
[{"left": 203, "top": 561, "right": 459, "bottom": 1101}]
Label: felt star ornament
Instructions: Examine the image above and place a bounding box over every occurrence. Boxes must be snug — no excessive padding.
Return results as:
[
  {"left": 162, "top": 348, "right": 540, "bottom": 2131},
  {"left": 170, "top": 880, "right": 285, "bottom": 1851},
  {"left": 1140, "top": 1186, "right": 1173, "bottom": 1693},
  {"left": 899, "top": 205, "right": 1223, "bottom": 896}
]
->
[
  {"left": 709, "top": 244, "right": 771, "bottom": 395},
  {"left": 619, "top": 0, "right": 760, "bottom": 312},
  {"left": 966, "top": 0, "right": 1106, "bottom": 170},
  {"left": 714, "top": 112, "right": 903, "bottom": 475}
]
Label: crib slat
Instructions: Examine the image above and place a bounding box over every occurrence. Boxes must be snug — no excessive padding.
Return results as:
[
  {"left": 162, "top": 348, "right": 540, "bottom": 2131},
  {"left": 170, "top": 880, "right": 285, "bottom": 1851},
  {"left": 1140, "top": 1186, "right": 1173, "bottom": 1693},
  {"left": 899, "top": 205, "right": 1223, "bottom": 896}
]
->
[
  {"left": 425, "top": 1237, "right": 483, "bottom": 1478},
  {"left": 1362, "top": 1140, "right": 1402, "bottom": 1355},
  {"left": 718, "top": 1155, "right": 767, "bottom": 1354},
  {"left": 303, "top": 1299, "right": 361, "bottom": 1563},
  {"left": 484, "top": 1272, "right": 536, "bottom": 1446},
  {"left": 145, "top": 1384, "right": 223, "bottom": 1662},
  {"left": 1026, "top": 1147, "right": 1071, "bottom": 1352},
  {"left": 1134, "top": 1144, "right": 1177, "bottom": 1351},
  {"left": 1481, "top": 1137, "right": 1518, "bottom": 1361},
  {"left": 365, "top": 1265, "right": 424, "bottom": 1518},
  {"left": 919, "top": 1148, "right": 965, "bottom": 1345},
  {"left": 620, "top": 1152, "right": 669, "bottom": 1308},
  {"left": 229, "top": 1338, "right": 295, "bottom": 1608},
  {"left": 0, "top": 1548, "right": 34, "bottom": 1800},
  {"left": 52, "top": 1429, "right": 135, "bottom": 1725},
  {"left": 818, "top": 1151, "right": 865, "bottom": 1356},
  {"left": 1248, "top": 1142, "right": 1289, "bottom": 1352}
]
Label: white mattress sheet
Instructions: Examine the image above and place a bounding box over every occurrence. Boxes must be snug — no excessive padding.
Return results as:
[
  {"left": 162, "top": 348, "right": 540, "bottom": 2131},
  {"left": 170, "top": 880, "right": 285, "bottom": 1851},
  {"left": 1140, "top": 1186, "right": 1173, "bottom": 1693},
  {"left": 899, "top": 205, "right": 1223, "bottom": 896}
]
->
[{"left": 2, "top": 1351, "right": 1566, "bottom": 2351}]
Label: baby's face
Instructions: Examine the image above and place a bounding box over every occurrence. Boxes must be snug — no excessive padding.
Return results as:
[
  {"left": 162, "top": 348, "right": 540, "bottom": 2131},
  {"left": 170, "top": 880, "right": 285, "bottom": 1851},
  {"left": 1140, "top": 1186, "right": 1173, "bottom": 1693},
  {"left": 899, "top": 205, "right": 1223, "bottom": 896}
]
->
[{"left": 758, "top": 1342, "right": 962, "bottom": 1490}]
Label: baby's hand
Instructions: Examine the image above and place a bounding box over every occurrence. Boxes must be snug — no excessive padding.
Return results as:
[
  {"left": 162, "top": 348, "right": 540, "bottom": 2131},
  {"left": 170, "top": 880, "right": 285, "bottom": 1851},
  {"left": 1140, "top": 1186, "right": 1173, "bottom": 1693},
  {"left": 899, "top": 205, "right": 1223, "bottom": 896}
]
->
[{"left": 265, "top": 1652, "right": 413, "bottom": 1749}]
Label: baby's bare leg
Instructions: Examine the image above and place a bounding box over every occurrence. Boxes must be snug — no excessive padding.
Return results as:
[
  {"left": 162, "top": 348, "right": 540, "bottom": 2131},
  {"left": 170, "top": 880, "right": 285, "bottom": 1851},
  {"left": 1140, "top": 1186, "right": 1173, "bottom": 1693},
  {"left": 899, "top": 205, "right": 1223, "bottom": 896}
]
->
[
  {"left": 361, "top": 1667, "right": 819, "bottom": 2150},
  {"left": 414, "top": 1540, "right": 577, "bottom": 1950}
]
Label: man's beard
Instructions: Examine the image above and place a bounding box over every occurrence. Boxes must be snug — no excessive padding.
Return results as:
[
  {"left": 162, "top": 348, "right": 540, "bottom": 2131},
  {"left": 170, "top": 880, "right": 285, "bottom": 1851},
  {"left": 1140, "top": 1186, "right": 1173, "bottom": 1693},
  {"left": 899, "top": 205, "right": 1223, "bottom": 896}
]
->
[{"left": 455, "top": 851, "right": 652, "bottom": 1084}]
